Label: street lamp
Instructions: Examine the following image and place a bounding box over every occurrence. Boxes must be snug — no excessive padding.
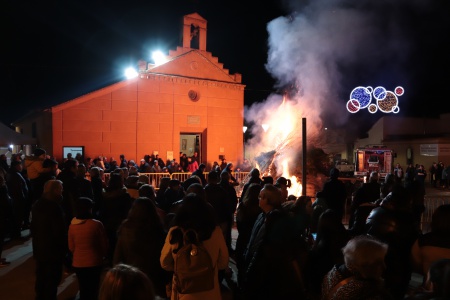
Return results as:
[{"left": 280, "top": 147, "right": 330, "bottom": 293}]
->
[{"left": 243, "top": 126, "right": 248, "bottom": 159}]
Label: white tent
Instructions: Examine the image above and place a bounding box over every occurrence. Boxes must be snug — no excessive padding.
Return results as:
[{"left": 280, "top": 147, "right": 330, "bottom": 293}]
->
[{"left": 0, "top": 122, "right": 36, "bottom": 146}]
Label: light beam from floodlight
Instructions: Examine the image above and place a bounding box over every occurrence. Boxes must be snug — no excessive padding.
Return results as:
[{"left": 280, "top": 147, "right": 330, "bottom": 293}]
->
[
  {"left": 125, "top": 67, "right": 138, "bottom": 79},
  {"left": 152, "top": 51, "right": 168, "bottom": 65}
]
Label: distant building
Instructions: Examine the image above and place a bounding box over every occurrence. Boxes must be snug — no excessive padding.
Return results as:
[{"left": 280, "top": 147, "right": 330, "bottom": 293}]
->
[
  {"left": 12, "top": 13, "right": 245, "bottom": 168},
  {"left": 355, "top": 114, "right": 450, "bottom": 168}
]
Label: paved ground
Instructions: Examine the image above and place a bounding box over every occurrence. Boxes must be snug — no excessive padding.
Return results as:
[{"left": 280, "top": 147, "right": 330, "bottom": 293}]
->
[{"left": 1, "top": 183, "right": 448, "bottom": 299}]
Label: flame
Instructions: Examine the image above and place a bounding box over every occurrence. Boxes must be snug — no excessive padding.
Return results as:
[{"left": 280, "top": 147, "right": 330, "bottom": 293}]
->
[{"left": 281, "top": 159, "right": 302, "bottom": 197}]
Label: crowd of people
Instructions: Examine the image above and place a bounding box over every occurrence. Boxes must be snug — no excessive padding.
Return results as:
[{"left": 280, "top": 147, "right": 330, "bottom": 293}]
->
[{"left": 1, "top": 148, "right": 450, "bottom": 300}]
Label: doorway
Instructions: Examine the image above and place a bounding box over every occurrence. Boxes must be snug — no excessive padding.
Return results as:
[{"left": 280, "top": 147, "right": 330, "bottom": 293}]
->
[{"left": 180, "top": 133, "right": 201, "bottom": 163}]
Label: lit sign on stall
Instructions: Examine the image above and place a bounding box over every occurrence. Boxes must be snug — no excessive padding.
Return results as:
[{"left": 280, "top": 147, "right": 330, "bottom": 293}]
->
[{"left": 346, "top": 86, "right": 404, "bottom": 114}]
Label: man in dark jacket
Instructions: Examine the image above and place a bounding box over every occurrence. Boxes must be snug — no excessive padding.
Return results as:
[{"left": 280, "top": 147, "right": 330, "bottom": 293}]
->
[
  {"left": 321, "top": 168, "right": 347, "bottom": 222},
  {"left": 6, "top": 160, "right": 29, "bottom": 239},
  {"left": 191, "top": 163, "right": 207, "bottom": 186},
  {"left": 241, "top": 184, "right": 306, "bottom": 299},
  {"left": 30, "top": 179, "right": 67, "bottom": 300}
]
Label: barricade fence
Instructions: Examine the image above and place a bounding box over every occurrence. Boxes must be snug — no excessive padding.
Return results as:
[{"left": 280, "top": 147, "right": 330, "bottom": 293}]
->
[
  {"left": 97, "top": 171, "right": 250, "bottom": 193},
  {"left": 89, "top": 171, "right": 447, "bottom": 232}
]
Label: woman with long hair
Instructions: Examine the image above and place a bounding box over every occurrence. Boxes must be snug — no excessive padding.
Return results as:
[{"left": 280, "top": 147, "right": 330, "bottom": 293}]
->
[
  {"left": 160, "top": 193, "right": 229, "bottom": 299},
  {"left": 114, "top": 197, "right": 170, "bottom": 299}
]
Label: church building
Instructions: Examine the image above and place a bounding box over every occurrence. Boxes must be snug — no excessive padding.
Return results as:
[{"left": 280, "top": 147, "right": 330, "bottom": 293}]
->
[{"left": 13, "top": 13, "right": 245, "bottom": 168}]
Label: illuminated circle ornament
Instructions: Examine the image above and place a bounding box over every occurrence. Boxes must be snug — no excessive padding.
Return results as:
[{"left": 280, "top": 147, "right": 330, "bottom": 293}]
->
[
  {"left": 394, "top": 86, "right": 404, "bottom": 96},
  {"left": 188, "top": 90, "right": 199, "bottom": 101},
  {"left": 350, "top": 86, "right": 372, "bottom": 109},
  {"left": 377, "top": 91, "right": 398, "bottom": 113},
  {"left": 368, "top": 103, "right": 378, "bottom": 114},
  {"left": 346, "top": 99, "right": 360, "bottom": 113},
  {"left": 373, "top": 86, "right": 387, "bottom": 100},
  {"left": 346, "top": 85, "right": 404, "bottom": 114}
]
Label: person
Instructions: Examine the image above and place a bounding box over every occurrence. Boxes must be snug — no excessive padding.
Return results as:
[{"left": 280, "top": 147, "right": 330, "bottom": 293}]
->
[
  {"left": 0, "top": 154, "right": 9, "bottom": 175},
  {"left": 310, "top": 191, "right": 328, "bottom": 234},
  {"left": 138, "top": 184, "right": 167, "bottom": 227},
  {"left": 321, "top": 168, "right": 347, "bottom": 222},
  {"left": 240, "top": 168, "right": 263, "bottom": 201},
  {"left": 274, "top": 176, "right": 289, "bottom": 202},
  {"left": 219, "top": 171, "right": 238, "bottom": 254},
  {"left": 119, "top": 154, "right": 127, "bottom": 168},
  {"left": 75, "top": 163, "right": 94, "bottom": 200},
  {"left": 139, "top": 159, "right": 151, "bottom": 173},
  {"left": 100, "top": 173, "right": 133, "bottom": 263},
  {"left": 240, "top": 184, "right": 306, "bottom": 299},
  {"left": 234, "top": 182, "right": 262, "bottom": 285},
  {"left": 114, "top": 197, "right": 171, "bottom": 298},
  {"left": 347, "top": 171, "right": 381, "bottom": 235},
  {"left": 190, "top": 151, "right": 199, "bottom": 165},
  {"left": 160, "top": 193, "right": 229, "bottom": 300},
  {"left": 321, "top": 235, "right": 393, "bottom": 300},
  {"left": 156, "top": 177, "right": 171, "bottom": 207},
  {"left": 0, "top": 176, "right": 12, "bottom": 267},
  {"left": 411, "top": 204, "right": 450, "bottom": 290},
  {"left": 98, "top": 263, "right": 156, "bottom": 300},
  {"left": 224, "top": 162, "right": 238, "bottom": 186},
  {"left": 191, "top": 163, "right": 207, "bottom": 186},
  {"left": 30, "top": 179, "right": 68, "bottom": 300},
  {"left": 220, "top": 158, "right": 227, "bottom": 171},
  {"left": 179, "top": 153, "right": 189, "bottom": 172},
  {"left": 212, "top": 161, "right": 220, "bottom": 174},
  {"left": 6, "top": 160, "right": 29, "bottom": 239},
  {"left": 150, "top": 160, "right": 162, "bottom": 173},
  {"left": 443, "top": 164, "right": 450, "bottom": 189},
  {"left": 159, "top": 179, "right": 185, "bottom": 214},
  {"left": 204, "top": 170, "right": 229, "bottom": 241},
  {"left": 405, "top": 258, "right": 450, "bottom": 300},
  {"left": 393, "top": 163, "right": 404, "bottom": 184},
  {"left": 405, "top": 163, "right": 416, "bottom": 188},
  {"left": 68, "top": 197, "right": 108, "bottom": 300},
  {"left": 186, "top": 157, "right": 199, "bottom": 172},
  {"left": 305, "top": 209, "right": 350, "bottom": 299},
  {"left": 155, "top": 154, "right": 165, "bottom": 169},
  {"left": 429, "top": 162, "right": 438, "bottom": 187},
  {"left": 414, "top": 165, "right": 427, "bottom": 193},
  {"left": 24, "top": 148, "right": 50, "bottom": 182},
  {"left": 89, "top": 167, "right": 104, "bottom": 218},
  {"left": 57, "top": 158, "right": 79, "bottom": 227},
  {"left": 365, "top": 185, "right": 419, "bottom": 299},
  {"left": 380, "top": 172, "right": 396, "bottom": 199},
  {"left": 31, "top": 158, "right": 59, "bottom": 202}
]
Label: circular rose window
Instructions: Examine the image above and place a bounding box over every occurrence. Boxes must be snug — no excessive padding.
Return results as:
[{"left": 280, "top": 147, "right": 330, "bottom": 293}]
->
[{"left": 188, "top": 90, "right": 199, "bottom": 101}]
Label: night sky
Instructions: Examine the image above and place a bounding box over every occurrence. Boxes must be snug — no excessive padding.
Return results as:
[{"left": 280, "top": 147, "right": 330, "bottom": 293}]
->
[{"left": 2, "top": 0, "right": 450, "bottom": 137}]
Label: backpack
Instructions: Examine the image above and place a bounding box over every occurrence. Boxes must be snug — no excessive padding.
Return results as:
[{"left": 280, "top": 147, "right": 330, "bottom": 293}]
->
[{"left": 173, "top": 228, "right": 215, "bottom": 294}]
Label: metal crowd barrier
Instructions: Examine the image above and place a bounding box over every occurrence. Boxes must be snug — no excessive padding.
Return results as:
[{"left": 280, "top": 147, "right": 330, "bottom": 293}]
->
[
  {"left": 421, "top": 195, "right": 450, "bottom": 233},
  {"left": 99, "top": 171, "right": 250, "bottom": 191},
  {"left": 89, "top": 170, "right": 447, "bottom": 232}
]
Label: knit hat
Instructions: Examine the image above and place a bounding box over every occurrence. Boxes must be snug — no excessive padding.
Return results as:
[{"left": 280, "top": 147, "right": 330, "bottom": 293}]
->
[
  {"left": 33, "top": 148, "right": 46, "bottom": 157},
  {"left": 43, "top": 158, "right": 58, "bottom": 168}
]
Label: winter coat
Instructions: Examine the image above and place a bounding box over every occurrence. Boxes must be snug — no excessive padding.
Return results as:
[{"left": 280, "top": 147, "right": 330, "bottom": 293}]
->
[
  {"left": 68, "top": 218, "right": 108, "bottom": 267},
  {"left": 160, "top": 226, "right": 229, "bottom": 300},
  {"left": 31, "top": 195, "right": 67, "bottom": 263},
  {"left": 114, "top": 219, "right": 171, "bottom": 298},
  {"left": 322, "top": 264, "right": 393, "bottom": 300}
]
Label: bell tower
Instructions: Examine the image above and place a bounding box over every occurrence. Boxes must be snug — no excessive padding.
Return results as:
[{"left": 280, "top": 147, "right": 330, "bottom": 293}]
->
[{"left": 182, "top": 13, "right": 207, "bottom": 51}]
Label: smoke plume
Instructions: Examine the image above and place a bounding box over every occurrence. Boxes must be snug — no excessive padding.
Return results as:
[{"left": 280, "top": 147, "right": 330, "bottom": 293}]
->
[{"left": 245, "top": 0, "right": 428, "bottom": 177}]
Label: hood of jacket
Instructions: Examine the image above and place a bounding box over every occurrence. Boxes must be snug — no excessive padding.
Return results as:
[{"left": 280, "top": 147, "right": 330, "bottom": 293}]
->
[{"left": 71, "top": 218, "right": 88, "bottom": 225}]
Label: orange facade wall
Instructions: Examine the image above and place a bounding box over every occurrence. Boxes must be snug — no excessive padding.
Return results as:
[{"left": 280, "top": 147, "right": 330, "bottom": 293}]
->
[{"left": 52, "top": 76, "right": 244, "bottom": 167}]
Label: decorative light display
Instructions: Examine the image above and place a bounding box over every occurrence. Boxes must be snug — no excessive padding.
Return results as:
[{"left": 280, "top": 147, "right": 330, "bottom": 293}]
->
[{"left": 346, "top": 86, "right": 404, "bottom": 114}]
